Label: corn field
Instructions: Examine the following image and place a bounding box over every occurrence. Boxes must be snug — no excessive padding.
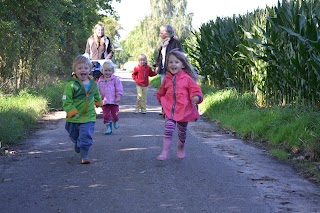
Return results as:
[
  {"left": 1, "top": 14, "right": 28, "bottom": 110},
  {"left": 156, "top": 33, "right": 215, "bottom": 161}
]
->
[{"left": 186, "top": 0, "right": 320, "bottom": 109}]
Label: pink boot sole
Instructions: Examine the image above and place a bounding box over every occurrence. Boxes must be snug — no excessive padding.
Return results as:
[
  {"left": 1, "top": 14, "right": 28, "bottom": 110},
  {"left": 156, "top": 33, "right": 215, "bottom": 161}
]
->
[{"left": 156, "top": 154, "right": 168, "bottom": 161}]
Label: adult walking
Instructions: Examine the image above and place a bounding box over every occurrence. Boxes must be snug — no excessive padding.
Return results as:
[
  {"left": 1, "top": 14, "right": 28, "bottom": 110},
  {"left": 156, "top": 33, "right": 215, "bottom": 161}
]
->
[
  {"left": 154, "top": 24, "right": 182, "bottom": 83},
  {"left": 85, "top": 23, "right": 113, "bottom": 60}
]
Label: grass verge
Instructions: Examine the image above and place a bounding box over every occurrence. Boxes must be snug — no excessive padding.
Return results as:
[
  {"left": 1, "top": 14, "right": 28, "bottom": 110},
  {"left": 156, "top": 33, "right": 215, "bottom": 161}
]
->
[
  {"left": 199, "top": 86, "right": 320, "bottom": 183},
  {"left": 0, "top": 81, "right": 65, "bottom": 151}
]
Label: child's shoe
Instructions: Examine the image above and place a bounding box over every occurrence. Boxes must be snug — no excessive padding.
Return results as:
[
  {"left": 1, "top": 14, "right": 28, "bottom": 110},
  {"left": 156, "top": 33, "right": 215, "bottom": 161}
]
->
[
  {"left": 134, "top": 109, "right": 139, "bottom": 114},
  {"left": 142, "top": 110, "right": 147, "bottom": 114},
  {"left": 81, "top": 159, "right": 90, "bottom": 164},
  {"left": 113, "top": 121, "right": 119, "bottom": 129},
  {"left": 80, "top": 149, "right": 90, "bottom": 164},
  {"left": 105, "top": 121, "right": 112, "bottom": 135}
]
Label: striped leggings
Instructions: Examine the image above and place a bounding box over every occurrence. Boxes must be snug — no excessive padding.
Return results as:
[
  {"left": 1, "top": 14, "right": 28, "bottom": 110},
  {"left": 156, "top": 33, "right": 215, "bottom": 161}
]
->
[{"left": 164, "top": 119, "right": 188, "bottom": 143}]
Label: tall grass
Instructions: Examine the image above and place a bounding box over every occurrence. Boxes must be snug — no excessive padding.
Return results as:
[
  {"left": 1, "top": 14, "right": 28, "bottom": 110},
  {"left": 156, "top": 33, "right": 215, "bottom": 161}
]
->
[
  {"left": 200, "top": 87, "right": 320, "bottom": 162},
  {"left": 0, "top": 91, "right": 48, "bottom": 146},
  {"left": 0, "top": 81, "right": 65, "bottom": 148},
  {"left": 28, "top": 81, "right": 65, "bottom": 111}
]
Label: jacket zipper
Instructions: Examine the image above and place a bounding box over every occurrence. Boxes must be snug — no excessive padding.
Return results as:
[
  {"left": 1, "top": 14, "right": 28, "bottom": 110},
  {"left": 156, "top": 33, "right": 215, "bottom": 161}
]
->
[
  {"left": 171, "top": 76, "right": 176, "bottom": 118},
  {"left": 82, "top": 81, "right": 94, "bottom": 122}
]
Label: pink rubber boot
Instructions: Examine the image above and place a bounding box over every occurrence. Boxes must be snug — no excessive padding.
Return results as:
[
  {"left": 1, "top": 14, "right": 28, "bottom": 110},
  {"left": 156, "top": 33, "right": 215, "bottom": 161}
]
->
[
  {"left": 156, "top": 138, "right": 172, "bottom": 161},
  {"left": 177, "top": 141, "right": 186, "bottom": 159}
]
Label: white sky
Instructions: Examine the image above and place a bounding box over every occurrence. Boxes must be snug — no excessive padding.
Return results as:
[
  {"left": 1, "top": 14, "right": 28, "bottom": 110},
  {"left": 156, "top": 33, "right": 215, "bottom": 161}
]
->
[{"left": 112, "top": 0, "right": 279, "bottom": 40}]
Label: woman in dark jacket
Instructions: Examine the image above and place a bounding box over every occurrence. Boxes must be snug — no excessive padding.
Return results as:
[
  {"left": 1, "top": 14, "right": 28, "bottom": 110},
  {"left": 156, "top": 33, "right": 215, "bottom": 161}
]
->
[{"left": 154, "top": 24, "right": 182, "bottom": 83}]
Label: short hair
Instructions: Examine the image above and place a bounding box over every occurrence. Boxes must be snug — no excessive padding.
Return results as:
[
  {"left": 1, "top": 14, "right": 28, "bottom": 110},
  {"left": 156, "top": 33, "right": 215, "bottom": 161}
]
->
[
  {"left": 161, "top": 24, "right": 175, "bottom": 37},
  {"left": 73, "top": 55, "right": 92, "bottom": 71},
  {"left": 138, "top": 54, "right": 147, "bottom": 60},
  {"left": 100, "top": 59, "right": 117, "bottom": 73}
]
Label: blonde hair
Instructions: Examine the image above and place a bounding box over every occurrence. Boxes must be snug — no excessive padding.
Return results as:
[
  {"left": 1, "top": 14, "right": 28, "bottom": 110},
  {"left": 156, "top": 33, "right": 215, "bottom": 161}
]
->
[
  {"left": 165, "top": 49, "right": 198, "bottom": 80},
  {"left": 138, "top": 54, "right": 148, "bottom": 62},
  {"left": 138, "top": 53, "right": 147, "bottom": 60},
  {"left": 100, "top": 59, "right": 116, "bottom": 73},
  {"left": 73, "top": 55, "right": 92, "bottom": 71},
  {"left": 93, "top": 23, "right": 105, "bottom": 45}
]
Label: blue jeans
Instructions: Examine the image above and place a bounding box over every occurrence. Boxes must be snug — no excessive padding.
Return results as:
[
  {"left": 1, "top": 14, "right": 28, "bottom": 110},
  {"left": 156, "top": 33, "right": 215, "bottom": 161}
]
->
[{"left": 65, "top": 122, "right": 95, "bottom": 159}]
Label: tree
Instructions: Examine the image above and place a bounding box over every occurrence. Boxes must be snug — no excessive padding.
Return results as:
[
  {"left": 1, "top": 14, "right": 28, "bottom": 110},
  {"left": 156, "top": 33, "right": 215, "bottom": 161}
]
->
[
  {"left": 150, "top": 0, "right": 192, "bottom": 39},
  {"left": 122, "top": 0, "right": 193, "bottom": 63},
  {"left": 0, "top": 0, "right": 120, "bottom": 92}
]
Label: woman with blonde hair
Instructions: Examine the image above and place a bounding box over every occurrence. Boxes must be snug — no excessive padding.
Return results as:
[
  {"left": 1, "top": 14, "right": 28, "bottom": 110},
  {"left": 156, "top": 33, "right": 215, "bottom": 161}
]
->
[{"left": 85, "top": 23, "right": 113, "bottom": 60}]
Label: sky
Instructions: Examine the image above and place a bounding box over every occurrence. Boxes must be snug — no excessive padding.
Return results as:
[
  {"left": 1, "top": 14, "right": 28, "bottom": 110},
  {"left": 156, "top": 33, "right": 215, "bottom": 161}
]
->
[{"left": 112, "top": 0, "right": 279, "bottom": 40}]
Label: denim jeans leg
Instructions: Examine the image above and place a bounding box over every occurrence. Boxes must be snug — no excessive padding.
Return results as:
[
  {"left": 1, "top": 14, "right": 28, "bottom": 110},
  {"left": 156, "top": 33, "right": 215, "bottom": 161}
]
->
[
  {"left": 78, "top": 122, "right": 95, "bottom": 159},
  {"left": 65, "top": 122, "right": 79, "bottom": 145}
]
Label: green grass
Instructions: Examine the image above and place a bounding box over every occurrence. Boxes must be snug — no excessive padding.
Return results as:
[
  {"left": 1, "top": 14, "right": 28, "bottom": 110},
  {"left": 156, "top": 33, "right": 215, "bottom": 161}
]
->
[
  {"left": 0, "top": 81, "right": 65, "bottom": 149},
  {"left": 271, "top": 149, "right": 290, "bottom": 160},
  {"left": 27, "top": 81, "right": 65, "bottom": 110},
  {"left": 199, "top": 87, "right": 320, "bottom": 182},
  {"left": 0, "top": 91, "right": 48, "bottom": 147},
  {"left": 150, "top": 75, "right": 161, "bottom": 88}
]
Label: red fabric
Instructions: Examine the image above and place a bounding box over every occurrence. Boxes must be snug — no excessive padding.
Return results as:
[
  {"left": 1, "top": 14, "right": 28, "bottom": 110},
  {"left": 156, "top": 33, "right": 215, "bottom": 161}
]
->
[
  {"left": 132, "top": 64, "right": 157, "bottom": 87},
  {"left": 156, "top": 70, "right": 203, "bottom": 122}
]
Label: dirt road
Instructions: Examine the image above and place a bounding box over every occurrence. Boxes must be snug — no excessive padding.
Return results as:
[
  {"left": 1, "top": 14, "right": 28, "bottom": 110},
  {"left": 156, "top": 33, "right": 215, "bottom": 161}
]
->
[{"left": 0, "top": 69, "right": 320, "bottom": 213}]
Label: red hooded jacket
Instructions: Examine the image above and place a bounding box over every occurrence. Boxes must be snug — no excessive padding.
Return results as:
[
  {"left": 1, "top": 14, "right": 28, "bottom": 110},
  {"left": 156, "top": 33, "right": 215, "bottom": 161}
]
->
[{"left": 132, "top": 64, "right": 157, "bottom": 87}]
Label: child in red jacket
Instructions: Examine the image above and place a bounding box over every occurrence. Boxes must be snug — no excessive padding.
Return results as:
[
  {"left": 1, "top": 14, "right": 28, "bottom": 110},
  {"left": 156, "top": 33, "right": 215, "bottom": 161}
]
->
[
  {"left": 132, "top": 54, "right": 157, "bottom": 114},
  {"left": 156, "top": 50, "right": 203, "bottom": 160}
]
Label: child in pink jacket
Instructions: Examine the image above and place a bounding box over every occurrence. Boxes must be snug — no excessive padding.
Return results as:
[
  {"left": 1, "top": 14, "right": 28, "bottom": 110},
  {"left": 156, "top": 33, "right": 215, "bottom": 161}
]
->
[
  {"left": 98, "top": 60, "right": 123, "bottom": 134},
  {"left": 156, "top": 50, "right": 203, "bottom": 160}
]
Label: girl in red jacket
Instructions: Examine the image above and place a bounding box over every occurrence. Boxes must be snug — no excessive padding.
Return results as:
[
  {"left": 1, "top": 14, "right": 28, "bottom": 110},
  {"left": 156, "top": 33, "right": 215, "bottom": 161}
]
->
[
  {"left": 132, "top": 54, "right": 157, "bottom": 114},
  {"left": 156, "top": 50, "right": 203, "bottom": 160}
]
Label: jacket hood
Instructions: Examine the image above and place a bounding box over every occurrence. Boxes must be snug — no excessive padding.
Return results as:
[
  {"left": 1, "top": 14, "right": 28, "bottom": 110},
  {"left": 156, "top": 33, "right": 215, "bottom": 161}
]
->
[
  {"left": 69, "top": 74, "right": 94, "bottom": 82},
  {"left": 97, "top": 74, "right": 116, "bottom": 82},
  {"left": 165, "top": 70, "right": 189, "bottom": 79}
]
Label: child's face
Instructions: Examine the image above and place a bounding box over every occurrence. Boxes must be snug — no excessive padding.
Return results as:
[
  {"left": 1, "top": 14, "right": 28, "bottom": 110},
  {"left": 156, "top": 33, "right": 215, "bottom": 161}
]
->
[
  {"left": 74, "top": 62, "right": 90, "bottom": 82},
  {"left": 138, "top": 57, "right": 147, "bottom": 66},
  {"left": 167, "top": 55, "right": 183, "bottom": 75},
  {"left": 102, "top": 67, "right": 114, "bottom": 78}
]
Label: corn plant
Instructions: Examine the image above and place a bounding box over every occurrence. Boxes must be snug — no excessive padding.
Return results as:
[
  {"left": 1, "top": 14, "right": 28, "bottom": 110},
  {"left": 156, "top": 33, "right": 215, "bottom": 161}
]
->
[
  {"left": 186, "top": 0, "right": 320, "bottom": 109},
  {"left": 257, "top": 0, "right": 320, "bottom": 107}
]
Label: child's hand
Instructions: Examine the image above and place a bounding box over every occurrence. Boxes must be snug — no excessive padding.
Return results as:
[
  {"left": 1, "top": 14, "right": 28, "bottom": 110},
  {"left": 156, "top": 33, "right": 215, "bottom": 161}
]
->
[
  {"left": 191, "top": 96, "right": 200, "bottom": 104},
  {"left": 115, "top": 96, "right": 121, "bottom": 102}
]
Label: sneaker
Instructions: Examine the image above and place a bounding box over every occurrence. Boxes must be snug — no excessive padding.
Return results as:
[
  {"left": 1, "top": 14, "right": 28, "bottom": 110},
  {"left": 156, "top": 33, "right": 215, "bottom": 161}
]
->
[
  {"left": 142, "top": 111, "right": 147, "bottom": 114},
  {"left": 134, "top": 109, "right": 139, "bottom": 114},
  {"left": 113, "top": 121, "right": 119, "bottom": 129},
  {"left": 74, "top": 143, "right": 80, "bottom": 153}
]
